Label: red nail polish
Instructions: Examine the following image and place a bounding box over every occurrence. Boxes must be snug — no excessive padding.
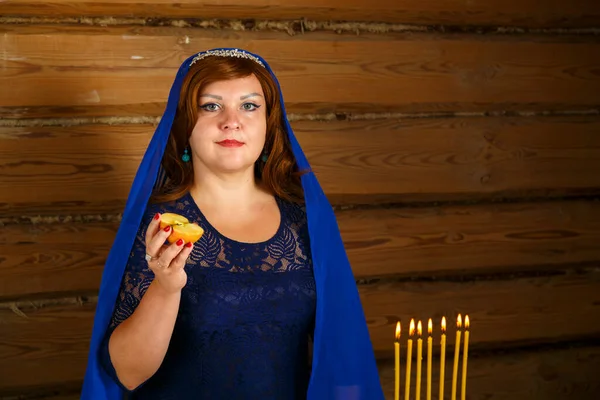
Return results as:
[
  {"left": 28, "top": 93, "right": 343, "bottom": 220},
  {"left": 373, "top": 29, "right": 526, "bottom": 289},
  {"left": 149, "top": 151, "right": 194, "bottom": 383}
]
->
[
  {"left": 154, "top": 213, "right": 160, "bottom": 220},
  {"left": 185, "top": 242, "right": 193, "bottom": 248},
  {"left": 176, "top": 239, "right": 184, "bottom": 246},
  {"left": 164, "top": 226, "right": 171, "bottom": 232}
]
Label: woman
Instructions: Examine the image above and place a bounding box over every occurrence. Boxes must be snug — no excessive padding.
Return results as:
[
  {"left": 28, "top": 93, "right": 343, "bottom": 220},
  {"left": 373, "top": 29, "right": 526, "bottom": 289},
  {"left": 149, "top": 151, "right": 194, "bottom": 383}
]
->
[{"left": 82, "top": 48, "right": 384, "bottom": 400}]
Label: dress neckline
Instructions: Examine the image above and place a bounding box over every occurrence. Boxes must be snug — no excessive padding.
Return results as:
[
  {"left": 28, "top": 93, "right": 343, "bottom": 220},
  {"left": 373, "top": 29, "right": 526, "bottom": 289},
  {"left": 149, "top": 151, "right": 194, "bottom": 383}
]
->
[{"left": 183, "top": 191, "right": 284, "bottom": 246}]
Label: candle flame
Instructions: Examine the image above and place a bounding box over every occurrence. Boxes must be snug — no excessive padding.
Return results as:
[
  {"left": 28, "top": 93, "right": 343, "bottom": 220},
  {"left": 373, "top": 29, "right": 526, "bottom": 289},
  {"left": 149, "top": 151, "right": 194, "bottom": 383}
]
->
[
  {"left": 428, "top": 318, "right": 432, "bottom": 335},
  {"left": 441, "top": 316, "right": 446, "bottom": 333},
  {"left": 465, "top": 315, "right": 470, "bottom": 330},
  {"left": 457, "top": 314, "right": 462, "bottom": 328},
  {"left": 409, "top": 319, "right": 415, "bottom": 336},
  {"left": 395, "top": 321, "right": 401, "bottom": 341},
  {"left": 417, "top": 320, "right": 423, "bottom": 337}
]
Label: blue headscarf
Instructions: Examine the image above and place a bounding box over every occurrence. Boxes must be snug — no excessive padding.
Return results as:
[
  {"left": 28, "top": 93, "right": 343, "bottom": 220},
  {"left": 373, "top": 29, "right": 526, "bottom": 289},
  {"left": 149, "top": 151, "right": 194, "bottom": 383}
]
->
[{"left": 81, "top": 48, "right": 384, "bottom": 400}]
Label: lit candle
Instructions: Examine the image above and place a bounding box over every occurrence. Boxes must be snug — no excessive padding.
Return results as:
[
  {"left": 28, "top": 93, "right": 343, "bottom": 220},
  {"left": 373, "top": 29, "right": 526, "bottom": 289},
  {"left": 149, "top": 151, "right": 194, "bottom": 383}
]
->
[
  {"left": 427, "top": 318, "right": 433, "bottom": 400},
  {"left": 439, "top": 317, "right": 447, "bottom": 400},
  {"left": 461, "top": 316, "right": 470, "bottom": 400},
  {"left": 404, "top": 319, "right": 415, "bottom": 400},
  {"left": 416, "top": 320, "right": 423, "bottom": 400},
  {"left": 395, "top": 321, "right": 401, "bottom": 400},
  {"left": 451, "top": 314, "right": 462, "bottom": 400}
]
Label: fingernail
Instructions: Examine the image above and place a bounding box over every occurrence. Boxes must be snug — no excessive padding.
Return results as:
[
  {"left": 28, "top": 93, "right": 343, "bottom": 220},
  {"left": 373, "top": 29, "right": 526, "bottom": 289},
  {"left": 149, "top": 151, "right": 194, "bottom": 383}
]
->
[
  {"left": 164, "top": 226, "right": 171, "bottom": 232},
  {"left": 176, "top": 239, "right": 184, "bottom": 246},
  {"left": 154, "top": 213, "right": 160, "bottom": 220},
  {"left": 185, "top": 242, "right": 193, "bottom": 248}
]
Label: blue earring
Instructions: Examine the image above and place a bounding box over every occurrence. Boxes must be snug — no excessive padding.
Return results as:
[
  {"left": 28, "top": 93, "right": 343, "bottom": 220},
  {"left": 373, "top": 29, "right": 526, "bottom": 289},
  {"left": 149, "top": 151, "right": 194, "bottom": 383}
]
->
[
  {"left": 182, "top": 148, "right": 190, "bottom": 162},
  {"left": 261, "top": 153, "right": 268, "bottom": 163}
]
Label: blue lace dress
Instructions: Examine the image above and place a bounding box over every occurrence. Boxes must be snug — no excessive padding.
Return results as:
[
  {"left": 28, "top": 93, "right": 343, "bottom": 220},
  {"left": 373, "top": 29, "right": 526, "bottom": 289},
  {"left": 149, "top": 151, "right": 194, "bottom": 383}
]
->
[{"left": 99, "top": 191, "right": 317, "bottom": 399}]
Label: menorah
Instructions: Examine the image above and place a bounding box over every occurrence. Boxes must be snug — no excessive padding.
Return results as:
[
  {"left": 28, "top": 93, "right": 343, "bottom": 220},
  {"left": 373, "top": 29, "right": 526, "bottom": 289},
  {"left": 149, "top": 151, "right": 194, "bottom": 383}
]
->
[{"left": 394, "top": 314, "right": 470, "bottom": 400}]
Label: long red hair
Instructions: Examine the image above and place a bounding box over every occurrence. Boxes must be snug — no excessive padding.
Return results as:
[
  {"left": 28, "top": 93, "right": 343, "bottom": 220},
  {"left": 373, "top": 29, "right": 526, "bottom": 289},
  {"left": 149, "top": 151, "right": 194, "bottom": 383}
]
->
[{"left": 150, "top": 55, "right": 307, "bottom": 205}]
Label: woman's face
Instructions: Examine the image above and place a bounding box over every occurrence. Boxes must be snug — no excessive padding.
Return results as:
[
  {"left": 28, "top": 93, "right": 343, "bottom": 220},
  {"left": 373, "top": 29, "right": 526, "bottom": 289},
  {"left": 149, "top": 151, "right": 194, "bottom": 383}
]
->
[{"left": 189, "top": 74, "right": 267, "bottom": 174}]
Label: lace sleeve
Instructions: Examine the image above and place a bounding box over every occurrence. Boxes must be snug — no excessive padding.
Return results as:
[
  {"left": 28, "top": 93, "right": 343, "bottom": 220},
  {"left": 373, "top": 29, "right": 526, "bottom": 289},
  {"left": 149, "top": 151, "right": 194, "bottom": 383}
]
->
[
  {"left": 99, "top": 209, "right": 156, "bottom": 386},
  {"left": 109, "top": 215, "right": 156, "bottom": 330}
]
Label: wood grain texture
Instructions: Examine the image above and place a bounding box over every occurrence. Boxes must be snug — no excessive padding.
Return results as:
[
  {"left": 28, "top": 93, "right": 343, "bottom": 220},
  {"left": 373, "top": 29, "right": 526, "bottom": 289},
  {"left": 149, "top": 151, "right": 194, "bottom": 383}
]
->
[
  {"left": 0, "top": 124, "right": 149, "bottom": 216},
  {"left": 33, "top": 395, "right": 81, "bottom": 400},
  {"left": 2, "top": 25, "right": 600, "bottom": 117},
  {"left": 0, "top": 384, "right": 82, "bottom": 400},
  {"left": 0, "top": 103, "right": 169, "bottom": 119},
  {"left": 339, "top": 200, "right": 600, "bottom": 279},
  {"left": 2, "top": 0, "right": 600, "bottom": 28},
  {"left": 36, "top": 395, "right": 81, "bottom": 400},
  {"left": 2, "top": 200, "right": 600, "bottom": 300},
  {"left": 0, "top": 222, "right": 115, "bottom": 300},
  {"left": 377, "top": 346, "right": 600, "bottom": 400},
  {"left": 1, "top": 272, "right": 599, "bottom": 393},
  {"left": 0, "top": 300, "right": 95, "bottom": 394},
  {"left": 364, "top": 272, "right": 600, "bottom": 355},
  {"left": 2, "top": 116, "right": 600, "bottom": 216},
  {"left": 29, "top": 395, "right": 81, "bottom": 400}
]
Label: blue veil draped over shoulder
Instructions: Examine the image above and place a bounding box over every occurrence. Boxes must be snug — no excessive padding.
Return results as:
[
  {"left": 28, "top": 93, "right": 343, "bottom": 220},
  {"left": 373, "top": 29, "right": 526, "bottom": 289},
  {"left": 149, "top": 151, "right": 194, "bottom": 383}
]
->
[{"left": 81, "top": 48, "right": 384, "bottom": 400}]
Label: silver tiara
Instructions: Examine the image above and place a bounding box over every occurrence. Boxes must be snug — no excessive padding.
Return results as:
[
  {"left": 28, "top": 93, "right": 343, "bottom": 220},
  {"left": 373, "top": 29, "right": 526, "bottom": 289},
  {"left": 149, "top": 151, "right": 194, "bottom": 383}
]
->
[{"left": 189, "top": 49, "right": 265, "bottom": 68}]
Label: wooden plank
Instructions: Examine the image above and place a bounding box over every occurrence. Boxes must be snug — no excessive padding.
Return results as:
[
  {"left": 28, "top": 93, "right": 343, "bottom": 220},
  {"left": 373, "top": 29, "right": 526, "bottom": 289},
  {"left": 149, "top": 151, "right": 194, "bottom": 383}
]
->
[
  {"left": 0, "top": 103, "right": 168, "bottom": 119},
  {"left": 364, "top": 271, "right": 600, "bottom": 355},
  {"left": 0, "top": 124, "right": 149, "bottom": 217},
  {"left": 26, "top": 395, "right": 80, "bottom": 400},
  {"left": 2, "top": 199, "right": 600, "bottom": 300},
  {"left": 1, "top": 272, "right": 599, "bottom": 393},
  {"left": 2, "top": 0, "right": 600, "bottom": 28},
  {"left": 340, "top": 200, "right": 600, "bottom": 279},
  {"left": 297, "top": 116, "right": 600, "bottom": 203},
  {"left": 2, "top": 115, "right": 600, "bottom": 215},
  {"left": 0, "top": 222, "right": 116, "bottom": 300},
  {"left": 377, "top": 346, "right": 600, "bottom": 400},
  {"left": 0, "top": 386, "right": 82, "bottom": 400},
  {"left": 34, "top": 395, "right": 80, "bottom": 400},
  {"left": 0, "top": 299, "right": 95, "bottom": 396},
  {"left": 1, "top": 26, "right": 600, "bottom": 117}
]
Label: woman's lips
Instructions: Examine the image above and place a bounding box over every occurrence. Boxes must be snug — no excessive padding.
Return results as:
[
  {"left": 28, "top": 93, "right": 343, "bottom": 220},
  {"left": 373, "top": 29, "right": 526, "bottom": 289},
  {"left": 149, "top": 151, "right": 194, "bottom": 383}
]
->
[{"left": 216, "top": 139, "right": 244, "bottom": 148}]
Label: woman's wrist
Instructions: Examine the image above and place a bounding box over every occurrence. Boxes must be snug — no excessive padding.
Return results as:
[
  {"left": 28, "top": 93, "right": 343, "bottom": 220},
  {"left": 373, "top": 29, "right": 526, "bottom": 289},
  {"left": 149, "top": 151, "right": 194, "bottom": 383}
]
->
[{"left": 148, "top": 279, "right": 182, "bottom": 299}]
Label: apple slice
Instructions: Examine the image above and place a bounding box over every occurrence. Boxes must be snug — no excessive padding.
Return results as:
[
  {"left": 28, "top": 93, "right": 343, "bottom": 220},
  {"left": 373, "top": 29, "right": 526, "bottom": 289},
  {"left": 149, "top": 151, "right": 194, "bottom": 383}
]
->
[{"left": 159, "top": 212, "right": 204, "bottom": 244}]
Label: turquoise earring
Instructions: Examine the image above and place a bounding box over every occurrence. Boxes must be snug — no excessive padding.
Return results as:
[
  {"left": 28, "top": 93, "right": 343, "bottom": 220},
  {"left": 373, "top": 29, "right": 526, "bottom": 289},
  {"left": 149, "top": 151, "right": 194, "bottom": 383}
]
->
[
  {"left": 182, "top": 148, "right": 190, "bottom": 162},
  {"left": 261, "top": 153, "right": 268, "bottom": 163}
]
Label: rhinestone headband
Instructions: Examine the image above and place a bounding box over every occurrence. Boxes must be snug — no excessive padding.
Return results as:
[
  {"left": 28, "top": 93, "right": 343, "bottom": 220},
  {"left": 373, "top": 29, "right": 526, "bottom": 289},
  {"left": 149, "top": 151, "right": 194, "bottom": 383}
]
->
[{"left": 189, "top": 49, "right": 265, "bottom": 68}]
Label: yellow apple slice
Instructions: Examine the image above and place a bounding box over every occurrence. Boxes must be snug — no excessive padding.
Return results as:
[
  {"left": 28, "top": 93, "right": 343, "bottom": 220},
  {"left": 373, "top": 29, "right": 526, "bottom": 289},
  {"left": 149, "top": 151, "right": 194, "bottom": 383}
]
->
[
  {"left": 159, "top": 212, "right": 204, "bottom": 244},
  {"left": 171, "top": 223, "right": 204, "bottom": 244},
  {"left": 159, "top": 213, "right": 189, "bottom": 230}
]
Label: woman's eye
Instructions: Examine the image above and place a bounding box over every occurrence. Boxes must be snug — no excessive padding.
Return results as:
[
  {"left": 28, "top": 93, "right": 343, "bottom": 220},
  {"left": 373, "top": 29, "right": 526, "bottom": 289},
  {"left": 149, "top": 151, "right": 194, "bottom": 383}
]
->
[
  {"left": 242, "top": 102, "right": 260, "bottom": 111},
  {"left": 200, "top": 103, "right": 220, "bottom": 112}
]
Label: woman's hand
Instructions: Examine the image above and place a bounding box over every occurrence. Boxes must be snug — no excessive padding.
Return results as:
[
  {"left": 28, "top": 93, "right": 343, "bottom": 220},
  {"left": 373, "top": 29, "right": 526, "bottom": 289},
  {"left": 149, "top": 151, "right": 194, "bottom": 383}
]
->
[{"left": 144, "top": 213, "right": 194, "bottom": 294}]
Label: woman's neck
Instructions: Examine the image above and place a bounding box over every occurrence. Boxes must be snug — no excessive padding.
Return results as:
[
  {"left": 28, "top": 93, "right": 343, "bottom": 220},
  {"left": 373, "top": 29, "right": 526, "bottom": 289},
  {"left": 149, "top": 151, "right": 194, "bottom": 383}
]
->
[{"left": 189, "top": 167, "right": 268, "bottom": 209}]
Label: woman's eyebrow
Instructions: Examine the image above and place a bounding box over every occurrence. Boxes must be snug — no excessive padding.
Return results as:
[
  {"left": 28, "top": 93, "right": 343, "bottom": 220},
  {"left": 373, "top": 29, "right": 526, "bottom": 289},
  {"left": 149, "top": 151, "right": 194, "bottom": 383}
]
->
[
  {"left": 199, "top": 94, "right": 222, "bottom": 100},
  {"left": 199, "top": 93, "right": 263, "bottom": 100},
  {"left": 240, "top": 92, "right": 263, "bottom": 100}
]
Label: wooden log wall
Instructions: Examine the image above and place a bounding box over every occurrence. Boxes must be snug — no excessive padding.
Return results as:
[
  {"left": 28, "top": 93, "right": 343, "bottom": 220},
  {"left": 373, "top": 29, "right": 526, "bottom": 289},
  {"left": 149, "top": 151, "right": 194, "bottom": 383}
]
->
[{"left": 1, "top": 1, "right": 600, "bottom": 399}]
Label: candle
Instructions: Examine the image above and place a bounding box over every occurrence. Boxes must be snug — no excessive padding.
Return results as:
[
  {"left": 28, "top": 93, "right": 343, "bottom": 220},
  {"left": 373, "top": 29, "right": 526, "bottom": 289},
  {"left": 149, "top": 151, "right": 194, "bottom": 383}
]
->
[
  {"left": 439, "top": 317, "right": 447, "bottom": 400},
  {"left": 416, "top": 320, "right": 423, "bottom": 400},
  {"left": 427, "top": 318, "right": 433, "bottom": 400},
  {"left": 461, "top": 316, "right": 470, "bottom": 400},
  {"left": 451, "top": 314, "right": 462, "bottom": 400},
  {"left": 395, "top": 321, "right": 401, "bottom": 400},
  {"left": 404, "top": 319, "right": 415, "bottom": 400}
]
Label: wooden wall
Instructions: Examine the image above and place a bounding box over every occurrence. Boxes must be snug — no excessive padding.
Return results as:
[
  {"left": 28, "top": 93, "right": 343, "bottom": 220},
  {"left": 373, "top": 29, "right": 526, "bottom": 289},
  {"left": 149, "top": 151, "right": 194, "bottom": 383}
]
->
[{"left": 1, "top": 1, "right": 600, "bottom": 399}]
